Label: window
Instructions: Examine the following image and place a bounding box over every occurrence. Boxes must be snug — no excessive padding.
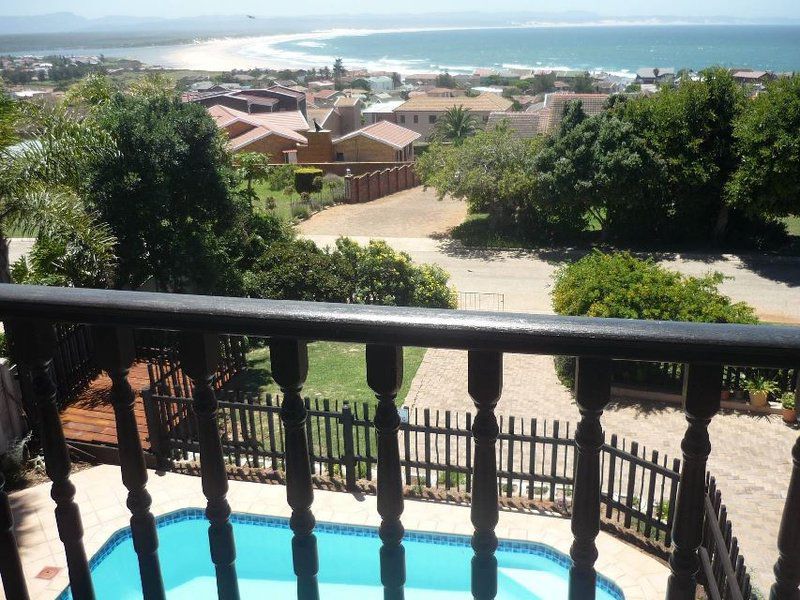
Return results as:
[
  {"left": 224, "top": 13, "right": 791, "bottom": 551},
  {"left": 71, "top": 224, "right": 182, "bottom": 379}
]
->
[
  {"left": 399, "top": 115, "right": 406, "bottom": 124},
  {"left": 428, "top": 115, "right": 437, "bottom": 124},
  {"left": 335, "top": 152, "right": 344, "bottom": 161},
  {"left": 483, "top": 116, "right": 489, "bottom": 123},
  {"left": 413, "top": 115, "right": 419, "bottom": 124}
]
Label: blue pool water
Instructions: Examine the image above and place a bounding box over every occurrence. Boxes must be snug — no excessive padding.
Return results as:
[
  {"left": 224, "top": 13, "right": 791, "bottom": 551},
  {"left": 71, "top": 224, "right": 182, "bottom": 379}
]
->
[{"left": 61, "top": 509, "right": 624, "bottom": 599}]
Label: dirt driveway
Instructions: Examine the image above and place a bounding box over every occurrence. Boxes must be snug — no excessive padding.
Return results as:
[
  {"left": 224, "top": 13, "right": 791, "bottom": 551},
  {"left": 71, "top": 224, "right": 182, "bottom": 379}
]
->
[{"left": 298, "top": 186, "right": 466, "bottom": 238}]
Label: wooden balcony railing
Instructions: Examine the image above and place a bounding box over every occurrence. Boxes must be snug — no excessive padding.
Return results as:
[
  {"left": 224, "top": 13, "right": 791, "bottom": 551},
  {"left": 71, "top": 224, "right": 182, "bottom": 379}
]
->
[{"left": 0, "top": 283, "right": 799, "bottom": 600}]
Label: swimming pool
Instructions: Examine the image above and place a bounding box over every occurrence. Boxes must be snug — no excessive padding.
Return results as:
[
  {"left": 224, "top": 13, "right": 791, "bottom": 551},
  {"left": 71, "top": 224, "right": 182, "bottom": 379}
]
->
[{"left": 60, "top": 508, "right": 624, "bottom": 599}]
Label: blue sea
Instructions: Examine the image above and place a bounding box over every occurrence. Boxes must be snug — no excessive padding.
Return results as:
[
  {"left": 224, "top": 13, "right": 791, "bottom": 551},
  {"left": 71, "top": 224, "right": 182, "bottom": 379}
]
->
[
  {"left": 272, "top": 25, "right": 800, "bottom": 75},
  {"left": 10, "top": 25, "right": 800, "bottom": 75}
]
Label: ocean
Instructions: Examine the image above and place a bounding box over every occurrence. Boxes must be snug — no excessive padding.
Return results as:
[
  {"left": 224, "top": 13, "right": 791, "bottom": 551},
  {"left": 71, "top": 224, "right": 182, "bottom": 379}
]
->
[{"left": 9, "top": 25, "right": 800, "bottom": 75}]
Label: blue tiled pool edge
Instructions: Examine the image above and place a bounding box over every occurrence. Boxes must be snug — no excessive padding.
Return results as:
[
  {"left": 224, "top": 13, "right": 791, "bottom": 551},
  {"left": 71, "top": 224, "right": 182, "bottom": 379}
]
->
[{"left": 58, "top": 508, "right": 625, "bottom": 599}]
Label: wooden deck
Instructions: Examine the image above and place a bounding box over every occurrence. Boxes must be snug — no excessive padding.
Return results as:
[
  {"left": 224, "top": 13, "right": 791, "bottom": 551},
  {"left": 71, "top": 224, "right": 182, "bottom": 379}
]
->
[{"left": 61, "top": 362, "right": 152, "bottom": 450}]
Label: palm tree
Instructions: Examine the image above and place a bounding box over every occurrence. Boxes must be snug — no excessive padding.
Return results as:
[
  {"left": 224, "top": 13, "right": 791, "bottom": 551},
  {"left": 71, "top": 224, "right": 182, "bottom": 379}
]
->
[
  {"left": 429, "top": 105, "right": 480, "bottom": 144},
  {"left": 0, "top": 100, "right": 117, "bottom": 284}
]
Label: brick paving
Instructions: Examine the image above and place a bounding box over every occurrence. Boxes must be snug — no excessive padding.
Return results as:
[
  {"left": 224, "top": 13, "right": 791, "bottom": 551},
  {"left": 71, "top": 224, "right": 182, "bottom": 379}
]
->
[{"left": 405, "top": 349, "right": 798, "bottom": 594}]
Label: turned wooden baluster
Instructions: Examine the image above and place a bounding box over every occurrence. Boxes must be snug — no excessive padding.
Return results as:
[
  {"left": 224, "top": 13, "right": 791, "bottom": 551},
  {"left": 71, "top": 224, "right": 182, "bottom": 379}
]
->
[
  {"left": 569, "top": 356, "right": 612, "bottom": 600},
  {"left": 666, "top": 363, "right": 722, "bottom": 600},
  {"left": 270, "top": 338, "right": 319, "bottom": 600},
  {"left": 0, "top": 468, "right": 29, "bottom": 600},
  {"left": 92, "top": 326, "right": 165, "bottom": 600},
  {"left": 770, "top": 384, "right": 800, "bottom": 600},
  {"left": 180, "top": 332, "right": 240, "bottom": 600},
  {"left": 15, "top": 319, "right": 94, "bottom": 599},
  {"left": 468, "top": 350, "right": 503, "bottom": 600},
  {"left": 367, "top": 344, "right": 406, "bottom": 600}
]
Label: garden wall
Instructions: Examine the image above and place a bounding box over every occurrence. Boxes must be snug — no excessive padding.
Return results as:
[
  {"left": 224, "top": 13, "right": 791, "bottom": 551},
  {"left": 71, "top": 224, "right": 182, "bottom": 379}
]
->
[{"left": 344, "top": 164, "right": 420, "bottom": 204}]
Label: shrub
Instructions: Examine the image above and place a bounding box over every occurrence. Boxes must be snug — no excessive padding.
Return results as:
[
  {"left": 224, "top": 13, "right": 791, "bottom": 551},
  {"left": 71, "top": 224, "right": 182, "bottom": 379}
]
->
[
  {"left": 294, "top": 167, "right": 324, "bottom": 193},
  {"left": 0, "top": 332, "right": 6, "bottom": 357},
  {"left": 322, "top": 173, "right": 345, "bottom": 200},
  {"left": 551, "top": 251, "right": 758, "bottom": 389},
  {"left": 311, "top": 175, "right": 324, "bottom": 193},
  {"left": 291, "top": 204, "right": 310, "bottom": 220},
  {"left": 552, "top": 251, "right": 758, "bottom": 324},
  {"left": 266, "top": 164, "right": 296, "bottom": 191}
]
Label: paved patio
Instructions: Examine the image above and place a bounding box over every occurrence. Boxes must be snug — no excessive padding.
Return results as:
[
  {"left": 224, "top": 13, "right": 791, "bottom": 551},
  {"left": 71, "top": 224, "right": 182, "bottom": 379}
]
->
[
  {"left": 404, "top": 349, "right": 797, "bottom": 594},
  {"left": 8, "top": 464, "right": 666, "bottom": 599}
]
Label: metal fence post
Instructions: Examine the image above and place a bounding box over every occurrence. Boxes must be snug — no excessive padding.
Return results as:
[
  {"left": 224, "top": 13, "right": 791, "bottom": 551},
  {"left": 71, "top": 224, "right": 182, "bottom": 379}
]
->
[{"left": 341, "top": 402, "right": 357, "bottom": 490}]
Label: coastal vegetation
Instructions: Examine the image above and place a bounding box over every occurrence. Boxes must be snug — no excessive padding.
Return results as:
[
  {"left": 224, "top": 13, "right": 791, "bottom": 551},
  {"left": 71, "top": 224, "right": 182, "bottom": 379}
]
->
[
  {"left": 419, "top": 69, "right": 800, "bottom": 250},
  {"left": 2, "top": 75, "right": 457, "bottom": 309}
]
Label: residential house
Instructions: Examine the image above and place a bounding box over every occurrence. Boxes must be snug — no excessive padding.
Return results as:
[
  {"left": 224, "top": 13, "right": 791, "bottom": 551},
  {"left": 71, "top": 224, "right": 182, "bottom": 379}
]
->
[
  {"left": 307, "top": 79, "right": 336, "bottom": 90},
  {"left": 406, "top": 73, "right": 439, "bottom": 86},
  {"left": 305, "top": 96, "right": 363, "bottom": 137},
  {"left": 426, "top": 88, "right": 466, "bottom": 98},
  {"left": 471, "top": 86, "right": 504, "bottom": 95},
  {"left": 363, "top": 101, "right": 405, "bottom": 125},
  {"left": 332, "top": 121, "right": 420, "bottom": 162},
  {"left": 207, "top": 104, "right": 308, "bottom": 162},
  {"left": 486, "top": 111, "right": 545, "bottom": 138},
  {"left": 393, "top": 93, "right": 514, "bottom": 138},
  {"left": 366, "top": 76, "right": 394, "bottom": 92},
  {"left": 522, "top": 92, "right": 610, "bottom": 135},
  {"left": 731, "top": 70, "right": 774, "bottom": 85},
  {"left": 634, "top": 68, "right": 676, "bottom": 85},
  {"left": 193, "top": 85, "right": 307, "bottom": 117}
]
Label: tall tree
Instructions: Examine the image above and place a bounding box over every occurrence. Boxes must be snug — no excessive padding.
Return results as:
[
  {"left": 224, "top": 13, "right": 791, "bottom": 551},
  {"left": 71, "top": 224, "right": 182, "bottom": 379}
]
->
[
  {"left": 727, "top": 75, "right": 800, "bottom": 219},
  {"left": 429, "top": 105, "right": 480, "bottom": 143},
  {"left": 332, "top": 58, "right": 346, "bottom": 82},
  {"left": 87, "top": 94, "right": 242, "bottom": 292}
]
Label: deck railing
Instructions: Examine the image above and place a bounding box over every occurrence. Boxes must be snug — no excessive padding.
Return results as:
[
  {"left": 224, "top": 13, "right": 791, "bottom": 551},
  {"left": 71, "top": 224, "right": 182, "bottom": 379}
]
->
[{"left": 1, "top": 284, "right": 799, "bottom": 600}]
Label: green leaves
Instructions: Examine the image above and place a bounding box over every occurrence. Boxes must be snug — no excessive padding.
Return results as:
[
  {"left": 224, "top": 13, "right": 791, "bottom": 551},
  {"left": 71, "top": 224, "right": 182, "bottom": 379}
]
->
[
  {"left": 552, "top": 251, "right": 758, "bottom": 324},
  {"left": 429, "top": 105, "right": 481, "bottom": 144}
]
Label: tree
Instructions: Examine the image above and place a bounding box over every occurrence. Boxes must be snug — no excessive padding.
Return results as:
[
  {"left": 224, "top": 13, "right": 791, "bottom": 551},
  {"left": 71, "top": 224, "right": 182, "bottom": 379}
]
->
[
  {"left": 727, "top": 75, "right": 800, "bottom": 219},
  {"left": 332, "top": 58, "right": 346, "bottom": 82},
  {"left": 572, "top": 72, "right": 595, "bottom": 93},
  {"left": 233, "top": 152, "right": 270, "bottom": 206},
  {"left": 64, "top": 73, "right": 118, "bottom": 108},
  {"left": 127, "top": 73, "right": 175, "bottom": 99},
  {"left": 552, "top": 250, "right": 758, "bottom": 323},
  {"left": 558, "top": 99, "right": 587, "bottom": 136},
  {"left": 429, "top": 105, "right": 480, "bottom": 143},
  {"left": 621, "top": 68, "right": 745, "bottom": 241},
  {"left": 350, "top": 78, "right": 371, "bottom": 92},
  {"left": 87, "top": 95, "right": 242, "bottom": 292},
  {"left": 529, "top": 73, "right": 556, "bottom": 95},
  {"left": 435, "top": 71, "right": 456, "bottom": 89},
  {"left": 533, "top": 111, "right": 669, "bottom": 242},
  {"left": 0, "top": 102, "right": 116, "bottom": 284}
]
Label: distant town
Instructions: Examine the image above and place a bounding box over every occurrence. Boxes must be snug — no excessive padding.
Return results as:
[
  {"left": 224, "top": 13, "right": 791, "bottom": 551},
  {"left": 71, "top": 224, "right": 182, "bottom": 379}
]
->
[{"left": 3, "top": 52, "right": 796, "bottom": 165}]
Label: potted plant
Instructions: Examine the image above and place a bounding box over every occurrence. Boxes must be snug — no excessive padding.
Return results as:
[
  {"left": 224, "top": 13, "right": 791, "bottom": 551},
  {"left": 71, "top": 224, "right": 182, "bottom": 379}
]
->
[
  {"left": 744, "top": 375, "right": 779, "bottom": 408},
  {"left": 782, "top": 392, "right": 797, "bottom": 424}
]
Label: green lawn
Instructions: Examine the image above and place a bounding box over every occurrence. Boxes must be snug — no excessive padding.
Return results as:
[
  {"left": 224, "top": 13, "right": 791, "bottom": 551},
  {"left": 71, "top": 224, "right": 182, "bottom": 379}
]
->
[
  {"left": 249, "top": 182, "right": 340, "bottom": 221},
  {"left": 784, "top": 216, "right": 800, "bottom": 236},
  {"left": 232, "top": 342, "right": 427, "bottom": 408}
]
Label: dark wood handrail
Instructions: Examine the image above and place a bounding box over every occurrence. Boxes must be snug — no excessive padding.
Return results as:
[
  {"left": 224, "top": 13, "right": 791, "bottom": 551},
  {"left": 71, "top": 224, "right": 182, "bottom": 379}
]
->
[{"left": 1, "top": 284, "right": 799, "bottom": 367}]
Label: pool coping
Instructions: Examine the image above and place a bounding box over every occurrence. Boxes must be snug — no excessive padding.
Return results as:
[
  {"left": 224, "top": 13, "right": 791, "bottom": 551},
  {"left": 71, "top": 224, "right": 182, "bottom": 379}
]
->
[
  {"left": 11, "top": 465, "right": 667, "bottom": 600},
  {"left": 57, "top": 506, "right": 625, "bottom": 600}
]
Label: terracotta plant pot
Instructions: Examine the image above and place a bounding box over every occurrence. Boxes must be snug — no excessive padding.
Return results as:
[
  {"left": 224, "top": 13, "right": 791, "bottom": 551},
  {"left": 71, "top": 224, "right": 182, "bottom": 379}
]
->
[
  {"left": 750, "top": 391, "right": 769, "bottom": 408},
  {"left": 720, "top": 390, "right": 731, "bottom": 402},
  {"left": 784, "top": 408, "right": 797, "bottom": 424}
]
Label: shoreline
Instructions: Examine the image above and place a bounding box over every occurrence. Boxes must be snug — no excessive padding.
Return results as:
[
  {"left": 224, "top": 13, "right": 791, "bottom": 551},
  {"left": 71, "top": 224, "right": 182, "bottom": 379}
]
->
[{"left": 6, "top": 22, "right": 800, "bottom": 75}]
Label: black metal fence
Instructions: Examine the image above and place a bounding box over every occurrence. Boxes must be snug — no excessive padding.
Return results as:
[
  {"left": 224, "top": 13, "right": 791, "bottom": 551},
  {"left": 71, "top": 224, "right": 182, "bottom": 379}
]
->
[
  {"left": 144, "top": 392, "right": 682, "bottom": 544},
  {"left": 613, "top": 360, "right": 797, "bottom": 397}
]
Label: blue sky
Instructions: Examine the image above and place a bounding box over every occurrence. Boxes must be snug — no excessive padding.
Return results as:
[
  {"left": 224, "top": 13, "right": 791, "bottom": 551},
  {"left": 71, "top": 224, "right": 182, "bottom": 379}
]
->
[{"left": 3, "top": 0, "right": 799, "bottom": 19}]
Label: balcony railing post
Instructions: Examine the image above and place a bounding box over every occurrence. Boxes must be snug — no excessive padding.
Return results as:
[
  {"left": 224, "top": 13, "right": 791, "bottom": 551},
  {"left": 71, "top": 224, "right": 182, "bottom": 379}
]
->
[
  {"left": 666, "top": 363, "right": 722, "bottom": 600},
  {"left": 367, "top": 344, "right": 406, "bottom": 600},
  {"left": 468, "top": 350, "right": 503, "bottom": 600},
  {"left": 569, "top": 356, "right": 612, "bottom": 600},
  {"left": 91, "top": 326, "right": 165, "bottom": 600},
  {"left": 179, "top": 332, "right": 240, "bottom": 600},
  {"left": 0, "top": 469, "right": 29, "bottom": 600},
  {"left": 13, "top": 318, "right": 95, "bottom": 600},
  {"left": 270, "top": 338, "right": 319, "bottom": 600},
  {"left": 770, "top": 384, "right": 800, "bottom": 600},
  {"left": 340, "top": 402, "right": 357, "bottom": 491}
]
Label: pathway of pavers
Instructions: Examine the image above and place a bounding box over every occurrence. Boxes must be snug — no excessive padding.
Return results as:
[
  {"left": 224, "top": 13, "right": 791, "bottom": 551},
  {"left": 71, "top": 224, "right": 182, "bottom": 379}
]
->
[{"left": 404, "top": 349, "right": 798, "bottom": 594}]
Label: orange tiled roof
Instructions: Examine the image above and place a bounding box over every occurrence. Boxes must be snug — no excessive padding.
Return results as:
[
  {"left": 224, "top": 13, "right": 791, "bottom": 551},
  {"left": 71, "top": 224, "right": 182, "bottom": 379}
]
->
[
  {"left": 334, "top": 121, "right": 421, "bottom": 149},
  {"left": 396, "top": 93, "right": 513, "bottom": 113}
]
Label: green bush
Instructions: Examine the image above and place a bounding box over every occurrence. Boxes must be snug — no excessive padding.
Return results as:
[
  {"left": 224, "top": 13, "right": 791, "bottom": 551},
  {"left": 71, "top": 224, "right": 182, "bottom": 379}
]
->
[
  {"left": 552, "top": 251, "right": 758, "bottom": 323},
  {"left": 551, "top": 251, "right": 758, "bottom": 389},
  {"left": 0, "top": 332, "right": 6, "bottom": 357},
  {"left": 266, "top": 164, "right": 296, "bottom": 191},
  {"left": 294, "top": 167, "right": 324, "bottom": 193}
]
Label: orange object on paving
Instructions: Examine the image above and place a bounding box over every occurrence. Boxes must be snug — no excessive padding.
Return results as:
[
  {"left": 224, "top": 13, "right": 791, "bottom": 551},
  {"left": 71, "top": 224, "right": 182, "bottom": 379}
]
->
[{"left": 60, "top": 362, "right": 153, "bottom": 449}]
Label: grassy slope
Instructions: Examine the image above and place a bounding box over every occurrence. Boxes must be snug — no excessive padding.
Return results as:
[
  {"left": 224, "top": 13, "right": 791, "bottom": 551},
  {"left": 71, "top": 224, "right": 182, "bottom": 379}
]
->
[{"left": 235, "top": 342, "right": 427, "bottom": 407}]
